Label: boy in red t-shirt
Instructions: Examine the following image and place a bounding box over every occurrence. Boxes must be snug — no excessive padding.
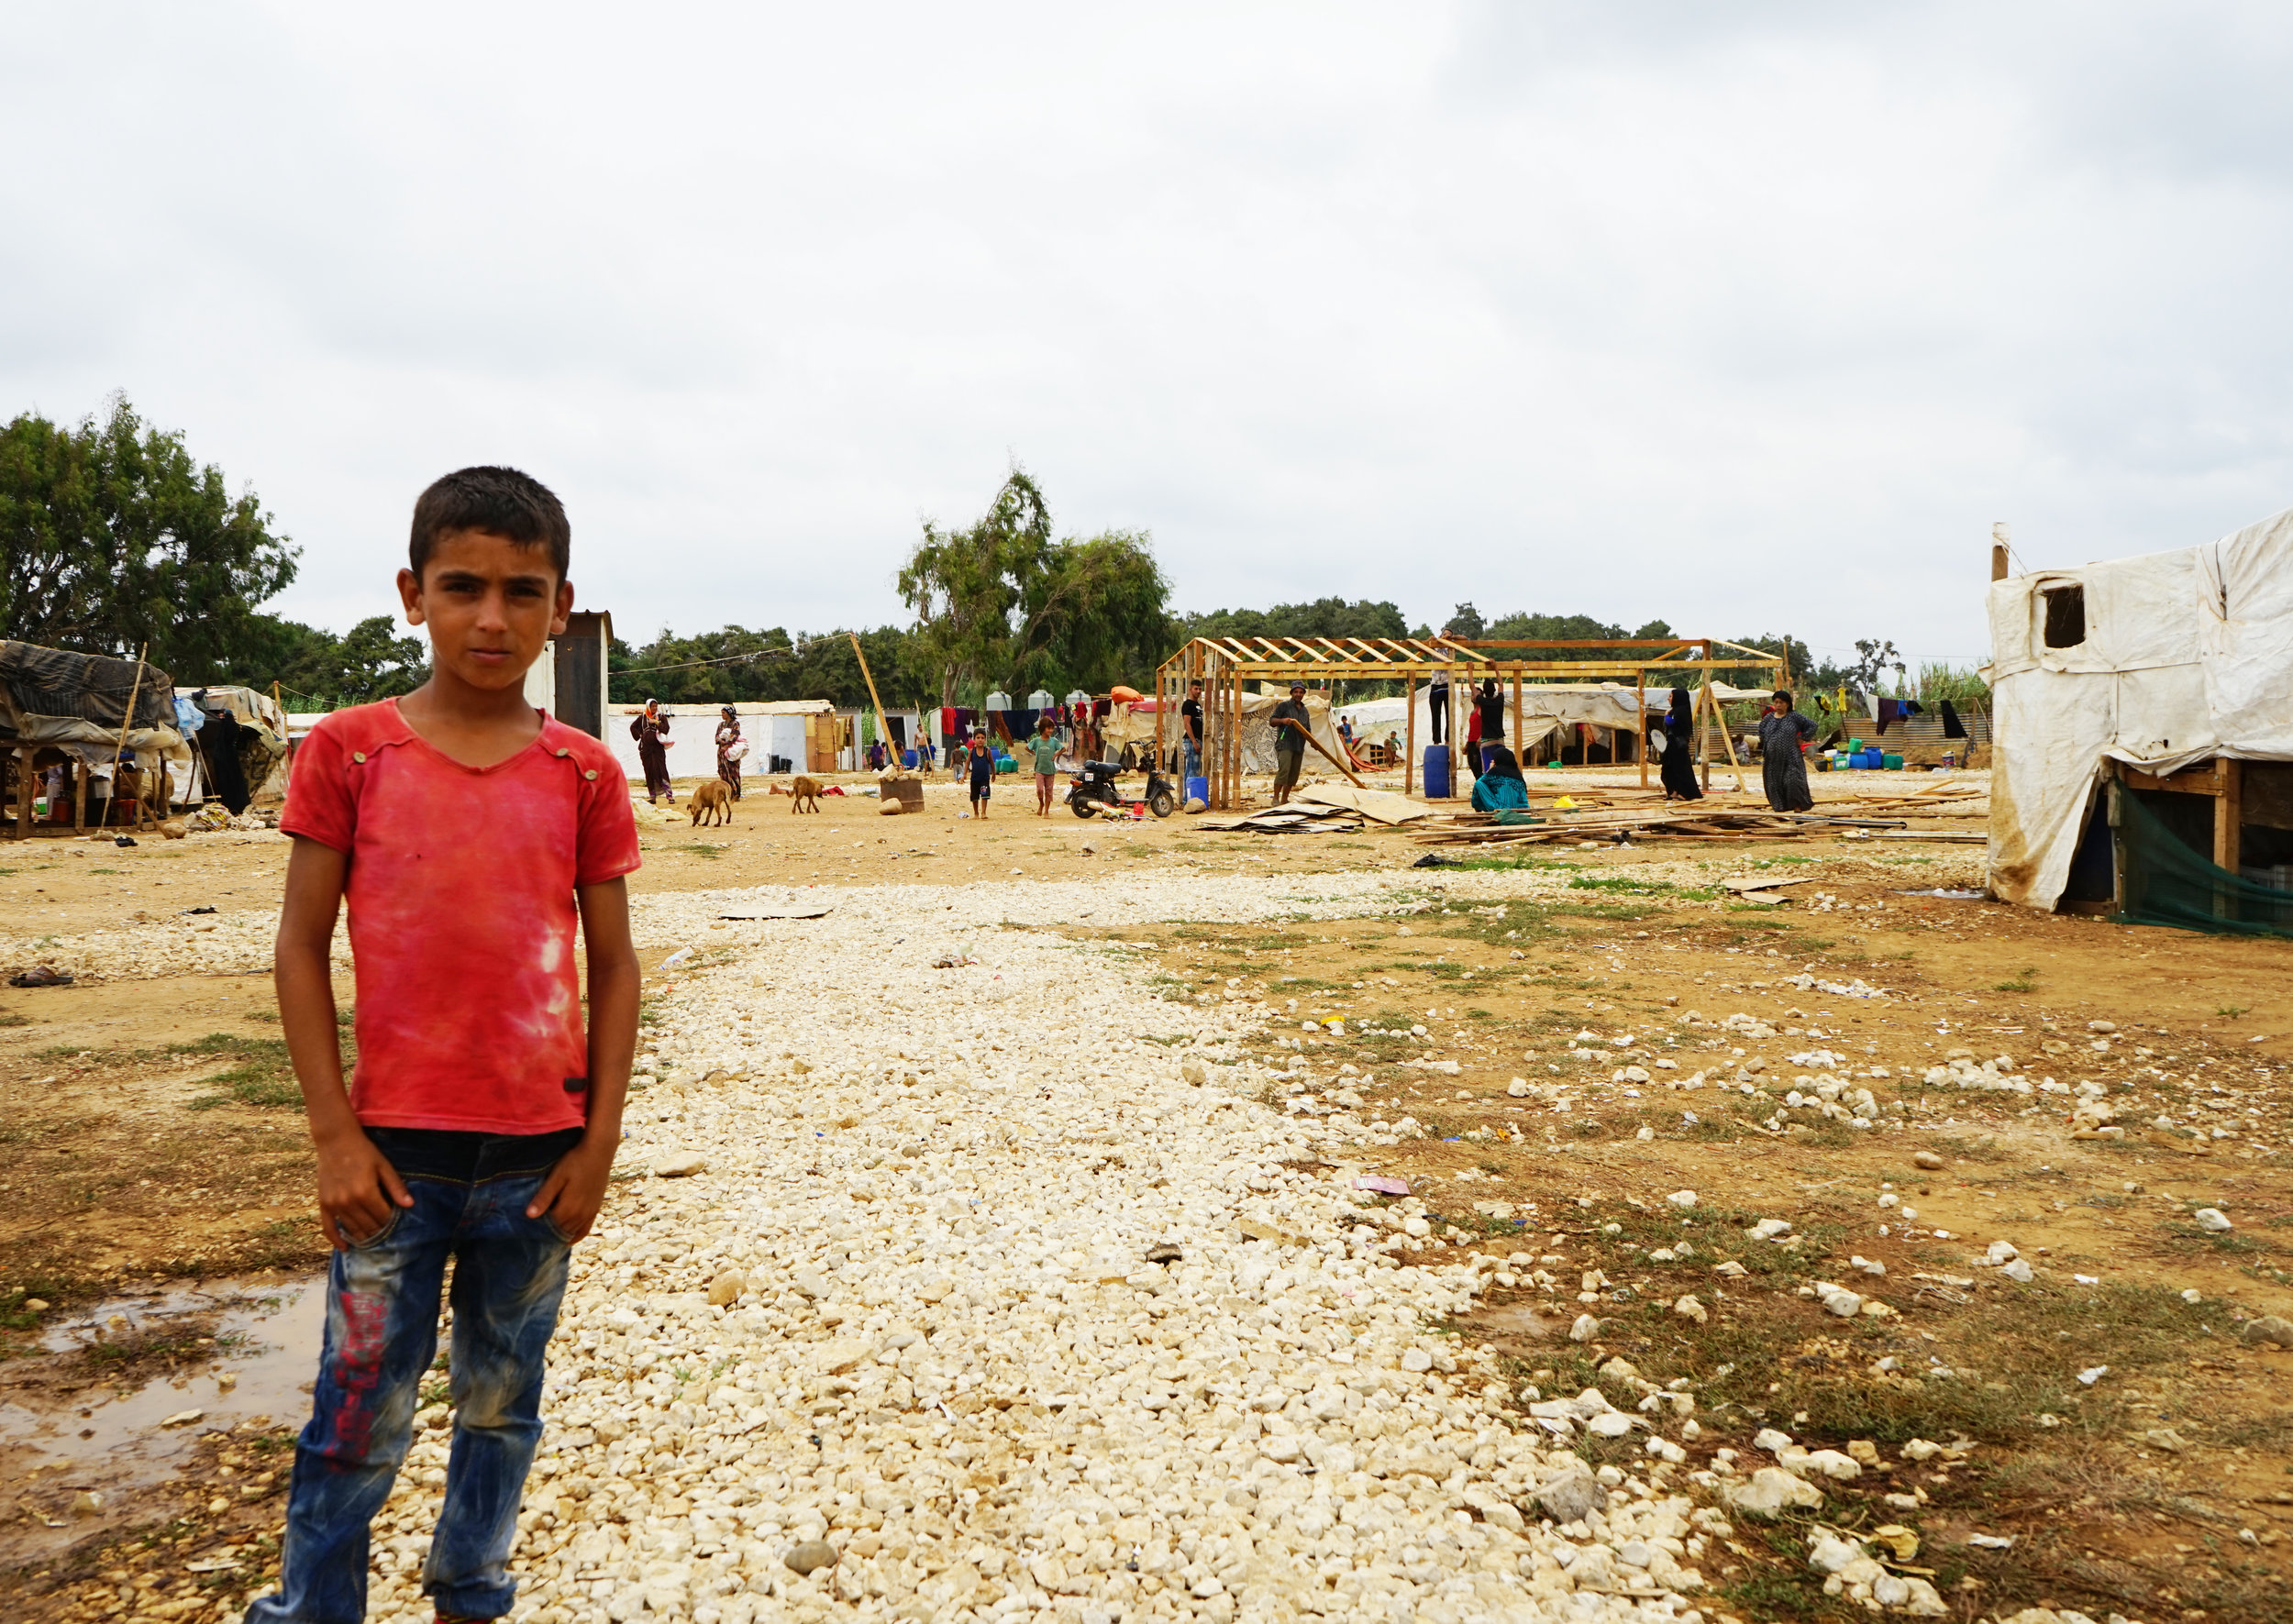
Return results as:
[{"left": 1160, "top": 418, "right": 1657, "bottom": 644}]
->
[{"left": 248, "top": 467, "right": 641, "bottom": 1624}]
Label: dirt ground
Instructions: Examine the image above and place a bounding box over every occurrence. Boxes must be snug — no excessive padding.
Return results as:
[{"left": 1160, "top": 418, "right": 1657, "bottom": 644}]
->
[{"left": 3, "top": 762, "right": 2288, "bottom": 1620}]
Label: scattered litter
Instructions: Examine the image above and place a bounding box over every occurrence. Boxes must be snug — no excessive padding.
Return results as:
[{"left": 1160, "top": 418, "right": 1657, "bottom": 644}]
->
[
  {"left": 1352, "top": 1176, "right": 1410, "bottom": 1196},
  {"left": 2077, "top": 1364, "right": 2110, "bottom": 1386},
  {"left": 1964, "top": 1532, "right": 2016, "bottom": 1550},
  {"left": 717, "top": 907, "right": 835, "bottom": 922},
  {"left": 183, "top": 904, "right": 217, "bottom": 915},
  {"left": 658, "top": 947, "right": 695, "bottom": 973},
  {"left": 1895, "top": 888, "right": 1987, "bottom": 899},
  {"left": 7, "top": 966, "right": 73, "bottom": 988}
]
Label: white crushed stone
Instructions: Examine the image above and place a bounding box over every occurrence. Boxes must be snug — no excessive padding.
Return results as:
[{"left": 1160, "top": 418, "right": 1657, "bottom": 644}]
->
[{"left": 327, "top": 874, "right": 1712, "bottom": 1622}]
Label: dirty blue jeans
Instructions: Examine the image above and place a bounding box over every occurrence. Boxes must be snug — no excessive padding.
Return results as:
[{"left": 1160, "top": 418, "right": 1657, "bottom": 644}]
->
[{"left": 247, "top": 1126, "right": 583, "bottom": 1624}]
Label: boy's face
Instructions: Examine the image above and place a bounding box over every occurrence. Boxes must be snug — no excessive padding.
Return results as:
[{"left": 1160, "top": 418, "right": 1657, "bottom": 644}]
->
[{"left": 398, "top": 530, "right": 572, "bottom": 692}]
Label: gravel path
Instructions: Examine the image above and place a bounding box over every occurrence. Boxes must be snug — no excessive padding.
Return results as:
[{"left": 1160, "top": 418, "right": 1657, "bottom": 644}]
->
[{"left": 340, "top": 876, "right": 1711, "bottom": 1624}]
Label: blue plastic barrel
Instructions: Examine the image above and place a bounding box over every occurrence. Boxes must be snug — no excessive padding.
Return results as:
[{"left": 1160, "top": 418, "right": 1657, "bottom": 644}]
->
[
  {"left": 1185, "top": 775, "right": 1209, "bottom": 804},
  {"left": 902, "top": 749, "right": 918, "bottom": 768},
  {"left": 1423, "top": 745, "right": 1452, "bottom": 799}
]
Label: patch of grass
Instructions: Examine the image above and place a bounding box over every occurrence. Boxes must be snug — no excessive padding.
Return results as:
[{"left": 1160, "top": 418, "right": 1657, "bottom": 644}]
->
[
  {"left": 1994, "top": 967, "right": 2038, "bottom": 992},
  {"left": 34, "top": 1043, "right": 87, "bottom": 1060},
  {"left": 0, "top": 1011, "right": 28, "bottom": 1028},
  {"left": 2214, "top": 1003, "right": 2249, "bottom": 1019},
  {"left": 170, "top": 1033, "right": 327, "bottom": 1110},
  {"left": 670, "top": 842, "right": 726, "bottom": 858}
]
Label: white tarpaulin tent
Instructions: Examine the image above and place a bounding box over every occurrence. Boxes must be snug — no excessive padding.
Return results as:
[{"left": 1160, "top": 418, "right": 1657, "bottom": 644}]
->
[
  {"left": 1331, "top": 684, "right": 1778, "bottom": 752},
  {"left": 1104, "top": 691, "right": 1343, "bottom": 771},
  {"left": 1985, "top": 504, "right": 2293, "bottom": 910}
]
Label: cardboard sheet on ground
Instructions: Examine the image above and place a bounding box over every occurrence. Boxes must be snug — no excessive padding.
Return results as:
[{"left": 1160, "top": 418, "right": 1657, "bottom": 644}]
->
[{"left": 1293, "top": 784, "right": 1431, "bottom": 824}]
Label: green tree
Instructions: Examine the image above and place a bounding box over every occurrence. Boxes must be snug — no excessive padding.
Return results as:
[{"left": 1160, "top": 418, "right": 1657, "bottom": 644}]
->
[
  {"left": 898, "top": 469, "right": 1169, "bottom": 703},
  {"left": 1177, "top": 597, "right": 1409, "bottom": 645},
  {"left": 1442, "top": 602, "right": 1486, "bottom": 638},
  {"left": 0, "top": 395, "right": 299, "bottom": 681}
]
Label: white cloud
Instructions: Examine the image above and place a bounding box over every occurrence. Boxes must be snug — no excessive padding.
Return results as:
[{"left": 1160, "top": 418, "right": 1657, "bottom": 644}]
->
[{"left": 6, "top": 1, "right": 2291, "bottom": 676}]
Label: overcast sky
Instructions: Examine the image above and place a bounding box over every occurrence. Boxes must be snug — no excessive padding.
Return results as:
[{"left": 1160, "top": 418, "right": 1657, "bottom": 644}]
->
[{"left": 8, "top": 3, "right": 2293, "bottom": 675}]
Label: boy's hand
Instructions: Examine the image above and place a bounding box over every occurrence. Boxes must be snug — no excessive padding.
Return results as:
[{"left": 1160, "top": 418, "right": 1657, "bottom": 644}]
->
[
  {"left": 314, "top": 1130, "right": 414, "bottom": 1250},
  {"left": 527, "top": 1138, "right": 616, "bottom": 1243}
]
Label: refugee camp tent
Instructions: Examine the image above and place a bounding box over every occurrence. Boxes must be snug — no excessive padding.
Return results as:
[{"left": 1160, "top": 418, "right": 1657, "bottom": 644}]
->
[
  {"left": 2, "top": 642, "right": 186, "bottom": 834},
  {"left": 1985, "top": 505, "right": 2293, "bottom": 926},
  {"left": 1102, "top": 690, "right": 1344, "bottom": 772},
  {"left": 176, "top": 686, "right": 291, "bottom": 811}
]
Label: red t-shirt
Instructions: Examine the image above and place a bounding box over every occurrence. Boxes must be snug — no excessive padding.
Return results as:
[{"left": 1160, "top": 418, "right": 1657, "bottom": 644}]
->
[{"left": 280, "top": 700, "right": 641, "bottom": 1134}]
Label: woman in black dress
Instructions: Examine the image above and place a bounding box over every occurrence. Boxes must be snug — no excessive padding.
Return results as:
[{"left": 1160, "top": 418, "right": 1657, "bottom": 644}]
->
[
  {"left": 632, "top": 699, "right": 674, "bottom": 803},
  {"left": 1651, "top": 685, "right": 1703, "bottom": 801},
  {"left": 1758, "top": 690, "right": 1816, "bottom": 812}
]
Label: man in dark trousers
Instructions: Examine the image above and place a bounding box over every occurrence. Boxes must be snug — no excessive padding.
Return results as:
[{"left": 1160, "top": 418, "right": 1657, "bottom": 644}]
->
[
  {"left": 1270, "top": 680, "right": 1311, "bottom": 805},
  {"left": 1180, "top": 681, "right": 1204, "bottom": 780}
]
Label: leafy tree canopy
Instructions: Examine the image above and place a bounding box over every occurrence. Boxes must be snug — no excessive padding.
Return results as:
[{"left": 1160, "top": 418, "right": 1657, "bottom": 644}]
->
[
  {"left": 1176, "top": 596, "right": 1409, "bottom": 646},
  {"left": 899, "top": 469, "right": 1171, "bottom": 704},
  {"left": 606, "top": 624, "right": 929, "bottom": 710},
  {"left": 1, "top": 394, "right": 300, "bottom": 684}
]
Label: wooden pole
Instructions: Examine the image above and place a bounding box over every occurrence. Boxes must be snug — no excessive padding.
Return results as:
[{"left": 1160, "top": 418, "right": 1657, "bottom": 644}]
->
[
  {"left": 1697, "top": 684, "right": 1712, "bottom": 795},
  {"left": 847, "top": 633, "right": 902, "bottom": 778},
  {"left": 1404, "top": 677, "right": 1416, "bottom": 797},
  {"left": 1636, "top": 668, "right": 1648, "bottom": 790},
  {"left": 1291, "top": 710, "right": 1366, "bottom": 789},
  {"left": 12, "top": 746, "right": 28, "bottom": 839},
  {"left": 2215, "top": 757, "right": 2243, "bottom": 885},
  {"left": 72, "top": 760, "right": 87, "bottom": 833},
  {"left": 1717, "top": 691, "right": 1749, "bottom": 796},
  {"left": 111, "top": 645, "right": 150, "bottom": 832},
  {"left": 1512, "top": 666, "right": 1523, "bottom": 777}
]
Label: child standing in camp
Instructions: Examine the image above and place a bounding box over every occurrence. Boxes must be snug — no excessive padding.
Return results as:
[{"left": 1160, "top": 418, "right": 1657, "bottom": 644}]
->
[
  {"left": 967, "top": 733, "right": 996, "bottom": 818},
  {"left": 249, "top": 467, "right": 641, "bottom": 1624}
]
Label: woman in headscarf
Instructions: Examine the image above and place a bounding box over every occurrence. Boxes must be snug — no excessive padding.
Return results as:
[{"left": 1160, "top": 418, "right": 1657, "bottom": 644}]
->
[
  {"left": 1650, "top": 686, "right": 1704, "bottom": 801},
  {"left": 1469, "top": 743, "right": 1530, "bottom": 812},
  {"left": 631, "top": 699, "right": 674, "bottom": 803},
  {"left": 1758, "top": 690, "right": 1816, "bottom": 813},
  {"left": 714, "top": 705, "right": 747, "bottom": 801}
]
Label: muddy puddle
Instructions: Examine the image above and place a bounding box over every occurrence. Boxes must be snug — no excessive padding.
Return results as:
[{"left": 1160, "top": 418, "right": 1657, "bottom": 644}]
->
[{"left": 0, "top": 1274, "right": 322, "bottom": 1563}]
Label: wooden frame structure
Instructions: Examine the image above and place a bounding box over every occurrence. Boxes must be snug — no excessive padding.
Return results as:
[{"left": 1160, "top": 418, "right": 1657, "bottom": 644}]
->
[{"left": 1155, "top": 635, "right": 1789, "bottom": 810}]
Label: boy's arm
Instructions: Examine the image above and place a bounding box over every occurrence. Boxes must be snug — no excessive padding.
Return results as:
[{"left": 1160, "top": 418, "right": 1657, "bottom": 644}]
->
[
  {"left": 527, "top": 876, "right": 639, "bottom": 1243},
  {"left": 277, "top": 835, "right": 411, "bottom": 1248}
]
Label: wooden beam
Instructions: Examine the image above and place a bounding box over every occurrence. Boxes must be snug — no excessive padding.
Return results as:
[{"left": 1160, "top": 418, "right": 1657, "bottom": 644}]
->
[
  {"left": 1635, "top": 670, "right": 1647, "bottom": 790},
  {"left": 2216, "top": 757, "right": 2243, "bottom": 876},
  {"left": 72, "top": 759, "right": 87, "bottom": 833},
  {"left": 1405, "top": 676, "right": 1416, "bottom": 797}
]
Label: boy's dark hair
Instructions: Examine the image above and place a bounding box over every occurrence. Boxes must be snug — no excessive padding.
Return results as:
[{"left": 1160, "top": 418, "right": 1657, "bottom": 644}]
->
[{"left": 409, "top": 466, "right": 570, "bottom": 582}]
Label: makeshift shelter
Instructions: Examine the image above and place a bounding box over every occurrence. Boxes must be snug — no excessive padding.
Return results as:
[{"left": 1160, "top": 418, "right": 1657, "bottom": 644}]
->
[
  {"left": 1985, "top": 507, "right": 2293, "bottom": 928},
  {"left": 1156, "top": 635, "right": 1786, "bottom": 809},
  {"left": 176, "top": 686, "right": 291, "bottom": 811},
  {"left": 2, "top": 642, "right": 185, "bottom": 835}
]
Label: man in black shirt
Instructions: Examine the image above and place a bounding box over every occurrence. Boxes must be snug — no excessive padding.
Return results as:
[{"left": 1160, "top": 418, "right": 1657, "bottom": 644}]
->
[
  {"left": 1180, "top": 681, "right": 1204, "bottom": 780},
  {"left": 1270, "top": 680, "right": 1311, "bottom": 804}
]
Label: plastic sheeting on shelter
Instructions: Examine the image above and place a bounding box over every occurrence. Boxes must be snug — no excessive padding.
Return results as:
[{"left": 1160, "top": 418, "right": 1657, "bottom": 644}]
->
[{"left": 1985, "top": 504, "right": 2293, "bottom": 911}]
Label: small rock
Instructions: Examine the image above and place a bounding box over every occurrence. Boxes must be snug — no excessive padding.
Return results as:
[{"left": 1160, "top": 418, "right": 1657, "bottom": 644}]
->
[
  {"left": 1802, "top": 1448, "right": 1862, "bottom": 1480},
  {"left": 1900, "top": 1438, "right": 1943, "bottom": 1461},
  {"left": 1666, "top": 1189, "right": 1697, "bottom": 1208},
  {"left": 2194, "top": 1207, "right": 2232, "bottom": 1232},
  {"left": 1400, "top": 1347, "right": 1434, "bottom": 1373},
  {"left": 1711, "top": 1260, "right": 1747, "bottom": 1278},
  {"left": 2077, "top": 1364, "right": 2109, "bottom": 1386},
  {"left": 1964, "top": 1531, "right": 2016, "bottom": 1550},
  {"left": 69, "top": 1490, "right": 104, "bottom": 1516},
  {"left": 1747, "top": 1218, "right": 1792, "bottom": 1241},
  {"left": 1533, "top": 1463, "right": 1604, "bottom": 1523},
  {"left": 1506, "top": 1078, "right": 1530, "bottom": 1097},
  {"left": 2001, "top": 1257, "right": 2033, "bottom": 1284},
  {"left": 1817, "top": 1284, "right": 1863, "bottom": 1318},
  {"left": 652, "top": 1151, "right": 707, "bottom": 1178},
  {"left": 784, "top": 1539, "right": 839, "bottom": 1574},
  {"left": 1723, "top": 1465, "right": 1823, "bottom": 1518},
  {"left": 2239, "top": 1314, "right": 2293, "bottom": 1349},
  {"left": 1673, "top": 1294, "right": 1707, "bottom": 1323},
  {"left": 1986, "top": 1240, "right": 2020, "bottom": 1265},
  {"left": 22, "top": 1298, "right": 48, "bottom": 1313},
  {"left": 1911, "top": 1149, "right": 1944, "bottom": 1169},
  {"left": 2088, "top": 1020, "right": 2115, "bottom": 1033},
  {"left": 158, "top": 1409, "right": 204, "bottom": 1428},
  {"left": 1568, "top": 1313, "right": 1600, "bottom": 1342},
  {"left": 707, "top": 1270, "right": 747, "bottom": 1307},
  {"left": 2142, "top": 1426, "right": 2188, "bottom": 1453},
  {"left": 1754, "top": 1428, "right": 1795, "bottom": 1453}
]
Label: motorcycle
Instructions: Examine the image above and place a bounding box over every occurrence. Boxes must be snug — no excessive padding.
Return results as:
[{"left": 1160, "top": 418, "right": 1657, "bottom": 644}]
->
[{"left": 1067, "top": 758, "right": 1179, "bottom": 820}]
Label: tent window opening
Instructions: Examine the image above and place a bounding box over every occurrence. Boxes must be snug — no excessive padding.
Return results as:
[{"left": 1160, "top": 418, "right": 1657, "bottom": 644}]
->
[{"left": 2043, "top": 585, "right": 2087, "bottom": 647}]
